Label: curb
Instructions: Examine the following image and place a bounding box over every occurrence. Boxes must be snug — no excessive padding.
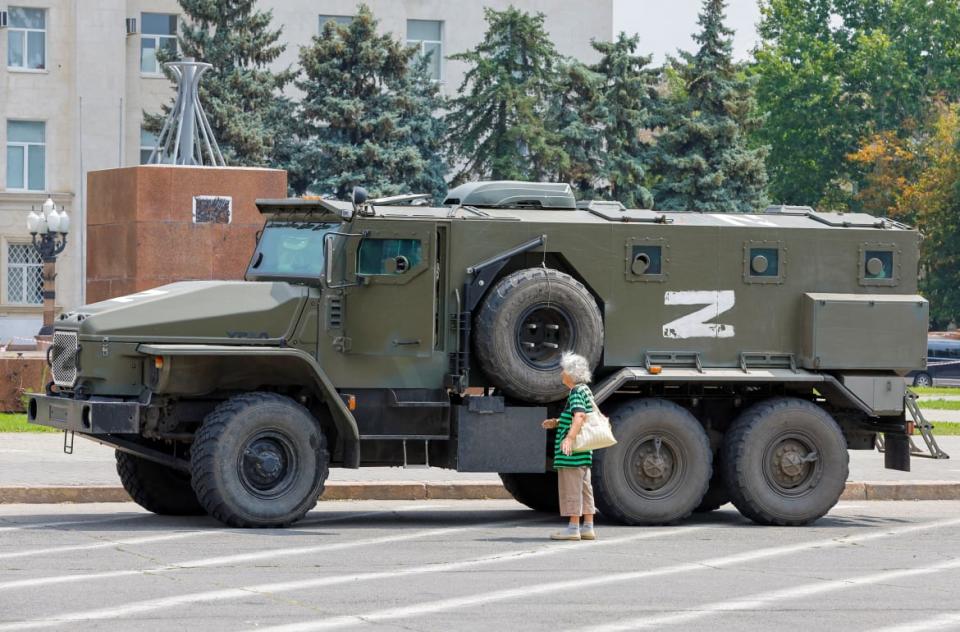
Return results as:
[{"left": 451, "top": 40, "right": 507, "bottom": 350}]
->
[
  {"left": 0, "top": 481, "right": 513, "bottom": 504},
  {"left": 3, "top": 481, "right": 960, "bottom": 504}
]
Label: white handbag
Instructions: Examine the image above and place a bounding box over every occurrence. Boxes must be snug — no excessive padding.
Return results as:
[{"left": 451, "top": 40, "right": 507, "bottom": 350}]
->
[{"left": 573, "top": 391, "right": 617, "bottom": 452}]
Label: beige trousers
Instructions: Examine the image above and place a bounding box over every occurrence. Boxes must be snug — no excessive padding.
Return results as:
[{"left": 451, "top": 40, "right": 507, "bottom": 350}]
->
[{"left": 557, "top": 466, "right": 596, "bottom": 517}]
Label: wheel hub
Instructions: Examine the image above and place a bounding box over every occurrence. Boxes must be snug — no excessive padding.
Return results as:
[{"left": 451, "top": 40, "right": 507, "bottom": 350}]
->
[
  {"left": 515, "top": 304, "right": 574, "bottom": 369},
  {"left": 769, "top": 438, "right": 818, "bottom": 489},
  {"left": 633, "top": 437, "right": 675, "bottom": 490},
  {"left": 241, "top": 437, "right": 290, "bottom": 492}
]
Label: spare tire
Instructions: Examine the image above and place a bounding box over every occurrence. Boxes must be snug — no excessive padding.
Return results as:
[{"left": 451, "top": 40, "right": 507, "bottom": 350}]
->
[{"left": 474, "top": 268, "right": 603, "bottom": 402}]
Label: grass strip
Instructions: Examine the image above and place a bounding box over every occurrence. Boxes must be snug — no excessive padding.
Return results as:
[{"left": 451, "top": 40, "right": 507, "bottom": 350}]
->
[{"left": 0, "top": 413, "right": 59, "bottom": 433}]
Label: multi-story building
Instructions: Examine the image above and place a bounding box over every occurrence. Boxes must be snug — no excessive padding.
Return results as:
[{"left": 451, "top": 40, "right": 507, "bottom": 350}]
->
[{"left": 0, "top": 0, "right": 613, "bottom": 343}]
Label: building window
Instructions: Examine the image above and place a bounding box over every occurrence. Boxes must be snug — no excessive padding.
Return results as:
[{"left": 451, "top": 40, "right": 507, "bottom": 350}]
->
[
  {"left": 141, "top": 13, "right": 177, "bottom": 74},
  {"left": 7, "top": 6, "right": 46, "bottom": 70},
  {"left": 6, "top": 244, "right": 43, "bottom": 305},
  {"left": 140, "top": 128, "right": 158, "bottom": 164},
  {"left": 6, "top": 120, "right": 45, "bottom": 191},
  {"left": 319, "top": 15, "right": 353, "bottom": 31},
  {"left": 407, "top": 20, "right": 443, "bottom": 81}
]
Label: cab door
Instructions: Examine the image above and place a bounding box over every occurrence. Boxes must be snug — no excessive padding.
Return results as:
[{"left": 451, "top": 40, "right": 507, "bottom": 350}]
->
[{"left": 345, "top": 222, "right": 437, "bottom": 360}]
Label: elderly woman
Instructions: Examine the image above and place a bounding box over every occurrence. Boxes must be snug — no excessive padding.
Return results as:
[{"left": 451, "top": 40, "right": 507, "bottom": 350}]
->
[{"left": 542, "top": 352, "right": 597, "bottom": 541}]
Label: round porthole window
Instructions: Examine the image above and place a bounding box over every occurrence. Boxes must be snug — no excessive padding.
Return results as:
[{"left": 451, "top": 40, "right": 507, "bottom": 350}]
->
[
  {"left": 866, "top": 257, "right": 885, "bottom": 277},
  {"left": 632, "top": 253, "right": 651, "bottom": 275},
  {"left": 751, "top": 254, "right": 769, "bottom": 274}
]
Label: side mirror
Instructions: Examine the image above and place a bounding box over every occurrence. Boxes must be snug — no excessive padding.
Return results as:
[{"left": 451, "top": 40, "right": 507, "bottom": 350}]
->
[{"left": 352, "top": 187, "right": 368, "bottom": 214}]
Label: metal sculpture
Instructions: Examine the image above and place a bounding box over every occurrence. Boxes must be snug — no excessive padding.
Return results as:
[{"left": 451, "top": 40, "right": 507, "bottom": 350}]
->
[{"left": 147, "top": 58, "right": 225, "bottom": 166}]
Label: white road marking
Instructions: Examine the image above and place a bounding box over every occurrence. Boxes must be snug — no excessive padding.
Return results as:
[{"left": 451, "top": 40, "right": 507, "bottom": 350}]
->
[
  {"left": 0, "top": 530, "right": 218, "bottom": 561},
  {"left": 0, "top": 514, "right": 145, "bottom": 533},
  {"left": 0, "top": 521, "right": 501, "bottom": 592},
  {"left": 0, "top": 525, "right": 706, "bottom": 630},
  {"left": 875, "top": 612, "right": 960, "bottom": 632},
  {"left": 251, "top": 516, "right": 960, "bottom": 632},
  {"left": 580, "top": 554, "right": 960, "bottom": 631}
]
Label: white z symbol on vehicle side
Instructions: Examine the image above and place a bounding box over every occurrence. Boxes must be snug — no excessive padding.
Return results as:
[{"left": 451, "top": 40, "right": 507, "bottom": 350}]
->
[{"left": 662, "top": 290, "right": 735, "bottom": 339}]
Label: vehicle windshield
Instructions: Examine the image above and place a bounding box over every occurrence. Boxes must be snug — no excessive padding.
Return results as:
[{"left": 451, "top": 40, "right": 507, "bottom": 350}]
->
[{"left": 246, "top": 221, "right": 339, "bottom": 282}]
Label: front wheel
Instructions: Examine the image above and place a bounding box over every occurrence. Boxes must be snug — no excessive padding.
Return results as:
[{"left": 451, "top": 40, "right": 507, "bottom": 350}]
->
[
  {"left": 116, "top": 451, "right": 205, "bottom": 516},
  {"left": 721, "top": 398, "right": 848, "bottom": 526},
  {"left": 913, "top": 372, "right": 932, "bottom": 387},
  {"left": 190, "top": 393, "right": 329, "bottom": 528},
  {"left": 593, "top": 399, "right": 712, "bottom": 525}
]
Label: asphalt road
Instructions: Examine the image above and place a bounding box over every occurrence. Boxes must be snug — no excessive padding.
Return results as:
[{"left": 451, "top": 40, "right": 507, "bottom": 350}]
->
[{"left": 1, "top": 499, "right": 960, "bottom": 631}]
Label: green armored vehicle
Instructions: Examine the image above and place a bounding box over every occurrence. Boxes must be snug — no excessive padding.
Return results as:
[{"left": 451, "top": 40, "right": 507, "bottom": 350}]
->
[{"left": 29, "top": 181, "right": 940, "bottom": 527}]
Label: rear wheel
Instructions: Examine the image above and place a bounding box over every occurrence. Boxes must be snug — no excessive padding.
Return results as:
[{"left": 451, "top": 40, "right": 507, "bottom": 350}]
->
[
  {"left": 913, "top": 372, "right": 932, "bottom": 387},
  {"left": 116, "top": 451, "right": 205, "bottom": 516},
  {"left": 593, "top": 399, "right": 712, "bottom": 525},
  {"left": 722, "top": 398, "right": 848, "bottom": 526},
  {"left": 694, "top": 466, "right": 730, "bottom": 513},
  {"left": 190, "top": 392, "right": 329, "bottom": 528},
  {"left": 498, "top": 472, "right": 559, "bottom": 513}
]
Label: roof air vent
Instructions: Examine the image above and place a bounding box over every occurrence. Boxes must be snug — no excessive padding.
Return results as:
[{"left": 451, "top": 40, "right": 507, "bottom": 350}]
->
[{"left": 443, "top": 181, "right": 576, "bottom": 209}]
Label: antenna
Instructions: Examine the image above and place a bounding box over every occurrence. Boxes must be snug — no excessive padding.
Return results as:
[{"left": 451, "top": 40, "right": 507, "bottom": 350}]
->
[{"left": 146, "top": 58, "right": 225, "bottom": 166}]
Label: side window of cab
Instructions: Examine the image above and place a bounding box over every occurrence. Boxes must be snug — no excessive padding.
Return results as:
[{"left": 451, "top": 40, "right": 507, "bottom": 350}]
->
[{"left": 358, "top": 238, "right": 423, "bottom": 276}]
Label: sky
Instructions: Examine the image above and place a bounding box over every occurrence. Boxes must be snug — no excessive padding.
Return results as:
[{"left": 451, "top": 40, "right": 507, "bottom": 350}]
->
[{"left": 613, "top": 0, "right": 763, "bottom": 63}]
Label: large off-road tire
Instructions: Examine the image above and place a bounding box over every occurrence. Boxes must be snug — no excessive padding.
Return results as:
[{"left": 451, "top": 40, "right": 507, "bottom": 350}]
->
[
  {"left": 593, "top": 399, "right": 712, "bottom": 525},
  {"left": 694, "top": 466, "right": 730, "bottom": 513},
  {"left": 498, "top": 472, "right": 559, "bottom": 512},
  {"left": 190, "top": 392, "right": 329, "bottom": 528},
  {"left": 116, "top": 450, "right": 206, "bottom": 516},
  {"left": 721, "top": 398, "right": 848, "bottom": 526},
  {"left": 474, "top": 268, "right": 603, "bottom": 403}
]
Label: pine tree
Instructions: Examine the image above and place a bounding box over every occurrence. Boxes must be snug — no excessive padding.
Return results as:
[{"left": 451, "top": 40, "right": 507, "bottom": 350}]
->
[
  {"left": 146, "top": 0, "right": 294, "bottom": 167},
  {"left": 292, "top": 6, "right": 447, "bottom": 200},
  {"left": 551, "top": 60, "right": 604, "bottom": 195},
  {"left": 654, "top": 0, "right": 768, "bottom": 212},
  {"left": 591, "top": 33, "right": 659, "bottom": 208},
  {"left": 445, "top": 7, "right": 567, "bottom": 183}
]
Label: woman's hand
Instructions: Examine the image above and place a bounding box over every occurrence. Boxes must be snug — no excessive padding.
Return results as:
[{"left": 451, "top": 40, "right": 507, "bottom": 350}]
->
[
  {"left": 561, "top": 437, "right": 574, "bottom": 456},
  {"left": 541, "top": 418, "right": 558, "bottom": 430}
]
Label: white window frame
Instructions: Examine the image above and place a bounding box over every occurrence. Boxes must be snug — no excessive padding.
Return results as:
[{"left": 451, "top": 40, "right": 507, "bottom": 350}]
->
[
  {"left": 5, "top": 120, "right": 46, "bottom": 192},
  {"left": 7, "top": 6, "right": 47, "bottom": 72},
  {"left": 140, "top": 13, "right": 177, "bottom": 76},
  {"left": 5, "top": 240, "right": 43, "bottom": 306},
  {"left": 140, "top": 126, "right": 158, "bottom": 164},
  {"left": 406, "top": 20, "right": 444, "bottom": 83}
]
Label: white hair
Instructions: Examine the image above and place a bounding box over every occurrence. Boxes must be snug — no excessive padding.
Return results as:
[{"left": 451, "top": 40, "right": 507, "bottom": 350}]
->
[{"left": 560, "top": 352, "right": 592, "bottom": 384}]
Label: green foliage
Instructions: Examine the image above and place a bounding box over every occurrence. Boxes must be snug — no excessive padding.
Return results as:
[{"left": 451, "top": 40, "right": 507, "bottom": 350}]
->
[
  {"left": 654, "top": 0, "right": 769, "bottom": 212},
  {"left": 590, "top": 33, "right": 659, "bottom": 208},
  {"left": 146, "top": 0, "right": 294, "bottom": 167},
  {"left": 551, "top": 60, "right": 604, "bottom": 195},
  {"left": 291, "top": 6, "right": 448, "bottom": 200},
  {"left": 445, "top": 7, "right": 567, "bottom": 183},
  {"left": 0, "top": 413, "right": 58, "bottom": 432},
  {"left": 754, "top": 0, "right": 960, "bottom": 207}
]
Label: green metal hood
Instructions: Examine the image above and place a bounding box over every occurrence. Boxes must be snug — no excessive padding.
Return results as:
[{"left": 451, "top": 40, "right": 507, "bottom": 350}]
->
[{"left": 59, "top": 281, "right": 307, "bottom": 342}]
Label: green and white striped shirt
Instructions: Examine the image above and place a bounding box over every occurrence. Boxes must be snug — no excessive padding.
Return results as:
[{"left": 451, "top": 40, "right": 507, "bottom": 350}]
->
[{"left": 553, "top": 383, "right": 594, "bottom": 469}]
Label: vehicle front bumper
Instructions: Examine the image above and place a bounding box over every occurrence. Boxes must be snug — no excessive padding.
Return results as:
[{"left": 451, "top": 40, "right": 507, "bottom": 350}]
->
[{"left": 27, "top": 394, "right": 142, "bottom": 434}]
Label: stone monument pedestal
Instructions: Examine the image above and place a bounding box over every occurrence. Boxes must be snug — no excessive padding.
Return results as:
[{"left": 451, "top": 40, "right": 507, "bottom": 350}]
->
[{"left": 86, "top": 165, "right": 287, "bottom": 303}]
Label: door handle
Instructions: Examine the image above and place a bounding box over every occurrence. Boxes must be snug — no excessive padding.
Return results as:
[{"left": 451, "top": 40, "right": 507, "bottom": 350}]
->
[{"left": 393, "top": 339, "right": 421, "bottom": 346}]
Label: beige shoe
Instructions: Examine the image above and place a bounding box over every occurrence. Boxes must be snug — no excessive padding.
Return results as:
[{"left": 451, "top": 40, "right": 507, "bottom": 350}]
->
[
  {"left": 550, "top": 528, "right": 581, "bottom": 541},
  {"left": 581, "top": 527, "right": 597, "bottom": 541}
]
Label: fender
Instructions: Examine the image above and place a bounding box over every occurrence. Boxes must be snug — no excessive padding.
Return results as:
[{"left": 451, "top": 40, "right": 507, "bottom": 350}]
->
[{"left": 138, "top": 343, "right": 361, "bottom": 468}]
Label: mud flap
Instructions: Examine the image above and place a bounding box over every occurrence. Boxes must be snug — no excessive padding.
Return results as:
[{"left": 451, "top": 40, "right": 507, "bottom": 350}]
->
[{"left": 884, "top": 433, "right": 911, "bottom": 472}]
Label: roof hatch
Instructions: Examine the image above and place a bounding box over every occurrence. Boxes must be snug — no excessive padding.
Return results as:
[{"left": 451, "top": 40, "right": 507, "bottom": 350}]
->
[{"left": 443, "top": 181, "right": 576, "bottom": 209}]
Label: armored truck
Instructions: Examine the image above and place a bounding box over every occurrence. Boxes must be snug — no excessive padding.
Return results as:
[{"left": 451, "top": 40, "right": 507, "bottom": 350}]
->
[{"left": 29, "top": 181, "right": 937, "bottom": 528}]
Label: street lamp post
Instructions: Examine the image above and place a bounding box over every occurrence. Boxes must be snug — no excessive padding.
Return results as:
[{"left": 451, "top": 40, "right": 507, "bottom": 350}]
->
[{"left": 27, "top": 195, "right": 70, "bottom": 339}]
